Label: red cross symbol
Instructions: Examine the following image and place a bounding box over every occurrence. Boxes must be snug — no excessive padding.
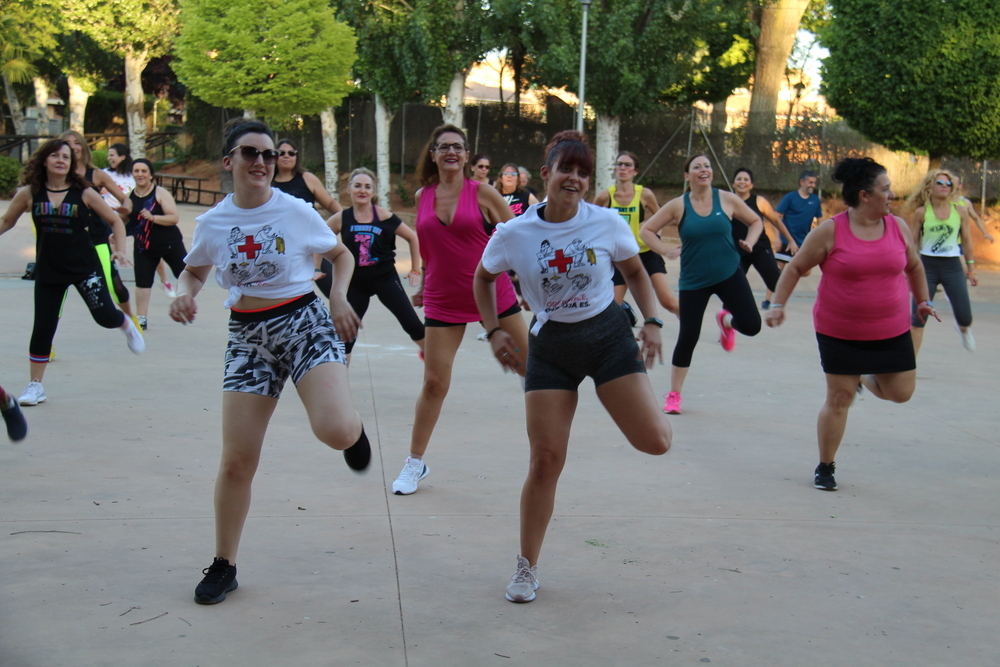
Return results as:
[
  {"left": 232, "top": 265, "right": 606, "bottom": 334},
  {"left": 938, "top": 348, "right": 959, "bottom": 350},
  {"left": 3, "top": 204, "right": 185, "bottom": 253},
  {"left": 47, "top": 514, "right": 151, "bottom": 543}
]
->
[
  {"left": 548, "top": 249, "right": 573, "bottom": 273},
  {"left": 237, "top": 235, "right": 262, "bottom": 259}
]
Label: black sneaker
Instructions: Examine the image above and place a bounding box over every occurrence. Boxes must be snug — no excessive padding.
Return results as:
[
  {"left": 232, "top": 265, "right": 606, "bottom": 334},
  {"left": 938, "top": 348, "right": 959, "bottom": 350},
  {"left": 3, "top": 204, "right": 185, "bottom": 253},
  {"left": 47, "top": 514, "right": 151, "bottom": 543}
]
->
[
  {"left": 2, "top": 396, "right": 27, "bottom": 441},
  {"left": 194, "top": 557, "right": 237, "bottom": 604},
  {"left": 21, "top": 262, "right": 35, "bottom": 280},
  {"left": 814, "top": 462, "right": 837, "bottom": 490},
  {"left": 621, "top": 301, "right": 637, "bottom": 327},
  {"left": 343, "top": 427, "right": 371, "bottom": 472}
]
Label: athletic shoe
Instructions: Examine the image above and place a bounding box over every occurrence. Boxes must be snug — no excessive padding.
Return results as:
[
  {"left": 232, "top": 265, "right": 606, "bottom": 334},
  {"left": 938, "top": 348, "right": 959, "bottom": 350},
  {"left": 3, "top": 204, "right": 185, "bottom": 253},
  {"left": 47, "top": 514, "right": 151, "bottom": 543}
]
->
[
  {"left": 392, "top": 457, "right": 429, "bottom": 495},
  {"left": 18, "top": 381, "right": 46, "bottom": 407},
  {"left": 121, "top": 316, "right": 145, "bottom": 355},
  {"left": 194, "top": 557, "right": 238, "bottom": 604},
  {"left": 814, "top": 462, "right": 837, "bottom": 491},
  {"left": 161, "top": 281, "right": 176, "bottom": 299},
  {"left": 2, "top": 395, "right": 28, "bottom": 441},
  {"left": 506, "top": 555, "right": 539, "bottom": 603},
  {"left": 761, "top": 300, "right": 770, "bottom": 310},
  {"left": 717, "top": 309, "right": 736, "bottom": 352},
  {"left": 476, "top": 330, "right": 489, "bottom": 341},
  {"left": 343, "top": 428, "right": 371, "bottom": 472},
  {"left": 49, "top": 345, "right": 57, "bottom": 362},
  {"left": 663, "top": 391, "right": 682, "bottom": 414},
  {"left": 135, "top": 315, "right": 147, "bottom": 332},
  {"left": 957, "top": 324, "right": 976, "bottom": 352},
  {"left": 621, "top": 301, "right": 638, "bottom": 327},
  {"left": 21, "top": 262, "right": 35, "bottom": 280},
  {"left": 852, "top": 379, "right": 865, "bottom": 406}
]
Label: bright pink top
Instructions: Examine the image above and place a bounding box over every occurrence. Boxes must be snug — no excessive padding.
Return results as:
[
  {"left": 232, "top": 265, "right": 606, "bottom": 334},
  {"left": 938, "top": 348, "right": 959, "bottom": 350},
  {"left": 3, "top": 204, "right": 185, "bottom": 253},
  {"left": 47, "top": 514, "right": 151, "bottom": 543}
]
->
[
  {"left": 416, "top": 179, "right": 517, "bottom": 323},
  {"left": 813, "top": 211, "right": 910, "bottom": 340}
]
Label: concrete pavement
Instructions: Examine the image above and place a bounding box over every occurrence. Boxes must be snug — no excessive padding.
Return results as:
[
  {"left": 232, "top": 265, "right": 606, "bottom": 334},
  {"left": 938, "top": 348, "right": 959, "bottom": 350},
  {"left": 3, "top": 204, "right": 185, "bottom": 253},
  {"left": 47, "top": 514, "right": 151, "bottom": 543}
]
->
[{"left": 1, "top": 201, "right": 998, "bottom": 666}]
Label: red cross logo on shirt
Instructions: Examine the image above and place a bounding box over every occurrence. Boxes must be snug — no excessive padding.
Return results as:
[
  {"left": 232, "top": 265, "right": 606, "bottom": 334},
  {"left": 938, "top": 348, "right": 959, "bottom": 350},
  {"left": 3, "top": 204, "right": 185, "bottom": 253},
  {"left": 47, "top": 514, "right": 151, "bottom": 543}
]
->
[
  {"left": 237, "top": 236, "right": 262, "bottom": 259},
  {"left": 548, "top": 249, "right": 573, "bottom": 274}
]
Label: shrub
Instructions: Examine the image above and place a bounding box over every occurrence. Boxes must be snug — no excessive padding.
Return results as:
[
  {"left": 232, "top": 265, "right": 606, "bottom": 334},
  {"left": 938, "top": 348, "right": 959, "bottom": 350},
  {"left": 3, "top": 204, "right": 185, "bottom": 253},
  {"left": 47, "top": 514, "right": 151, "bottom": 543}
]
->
[
  {"left": 0, "top": 156, "right": 23, "bottom": 196},
  {"left": 91, "top": 149, "right": 109, "bottom": 169}
]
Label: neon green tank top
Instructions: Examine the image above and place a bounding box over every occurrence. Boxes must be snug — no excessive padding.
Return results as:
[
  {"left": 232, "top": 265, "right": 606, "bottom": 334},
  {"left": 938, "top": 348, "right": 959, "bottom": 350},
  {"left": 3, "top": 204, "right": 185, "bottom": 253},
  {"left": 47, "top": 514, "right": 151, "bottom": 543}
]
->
[
  {"left": 920, "top": 202, "right": 961, "bottom": 257},
  {"left": 607, "top": 184, "right": 650, "bottom": 253}
]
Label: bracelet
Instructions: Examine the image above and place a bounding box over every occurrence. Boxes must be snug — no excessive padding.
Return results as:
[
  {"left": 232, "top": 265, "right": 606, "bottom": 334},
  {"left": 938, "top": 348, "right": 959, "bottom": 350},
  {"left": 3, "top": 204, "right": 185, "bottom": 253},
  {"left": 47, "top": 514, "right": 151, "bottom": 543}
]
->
[
  {"left": 409, "top": 269, "right": 420, "bottom": 274},
  {"left": 485, "top": 326, "right": 503, "bottom": 340},
  {"left": 967, "top": 260, "right": 975, "bottom": 264},
  {"left": 314, "top": 268, "right": 323, "bottom": 272},
  {"left": 769, "top": 303, "right": 784, "bottom": 309}
]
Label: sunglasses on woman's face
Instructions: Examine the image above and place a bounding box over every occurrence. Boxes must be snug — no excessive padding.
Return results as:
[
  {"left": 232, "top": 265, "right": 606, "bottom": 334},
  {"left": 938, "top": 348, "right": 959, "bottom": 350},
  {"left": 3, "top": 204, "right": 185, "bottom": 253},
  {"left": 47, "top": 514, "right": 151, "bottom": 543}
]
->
[
  {"left": 936, "top": 180, "right": 953, "bottom": 187},
  {"left": 228, "top": 146, "right": 280, "bottom": 164},
  {"left": 501, "top": 171, "right": 519, "bottom": 177},
  {"left": 278, "top": 150, "right": 298, "bottom": 157}
]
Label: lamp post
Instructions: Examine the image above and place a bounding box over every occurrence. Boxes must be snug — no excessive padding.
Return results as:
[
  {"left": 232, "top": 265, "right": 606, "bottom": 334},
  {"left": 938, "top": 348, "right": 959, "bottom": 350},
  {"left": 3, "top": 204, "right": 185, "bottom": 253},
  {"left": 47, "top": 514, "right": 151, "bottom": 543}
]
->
[{"left": 577, "top": 0, "right": 592, "bottom": 132}]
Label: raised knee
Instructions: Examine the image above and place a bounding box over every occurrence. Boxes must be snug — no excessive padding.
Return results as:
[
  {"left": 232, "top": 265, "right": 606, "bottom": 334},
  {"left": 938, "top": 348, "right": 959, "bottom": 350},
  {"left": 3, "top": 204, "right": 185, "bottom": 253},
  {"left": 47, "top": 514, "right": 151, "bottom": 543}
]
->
[
  {"left": 421, "top": 375, "right": 451, "bottom": 400},
  {"left": 314, "top": 423, "right": 358, "bottom": 451}
]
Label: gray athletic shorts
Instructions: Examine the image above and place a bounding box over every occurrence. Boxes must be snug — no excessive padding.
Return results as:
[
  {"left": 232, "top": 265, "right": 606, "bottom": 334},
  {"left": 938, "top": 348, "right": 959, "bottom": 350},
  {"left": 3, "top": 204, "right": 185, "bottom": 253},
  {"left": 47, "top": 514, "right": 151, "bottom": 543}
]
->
[
  {"left": 525, "top": 301, "right": 645, "bottom": 392},
  {"left": 223, "top": 293, "right": 346, "bottom": 397}
]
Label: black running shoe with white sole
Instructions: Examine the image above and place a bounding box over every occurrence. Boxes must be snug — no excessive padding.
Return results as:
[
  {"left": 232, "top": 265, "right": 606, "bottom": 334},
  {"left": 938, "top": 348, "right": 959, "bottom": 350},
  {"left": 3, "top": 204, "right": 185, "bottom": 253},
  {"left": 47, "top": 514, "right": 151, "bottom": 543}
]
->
[
  {"left": 194, "top": 557, "right": 238, "bottom": 604},
  {"left": 814, "top": 462, "right": 837, "bottom": 490}
]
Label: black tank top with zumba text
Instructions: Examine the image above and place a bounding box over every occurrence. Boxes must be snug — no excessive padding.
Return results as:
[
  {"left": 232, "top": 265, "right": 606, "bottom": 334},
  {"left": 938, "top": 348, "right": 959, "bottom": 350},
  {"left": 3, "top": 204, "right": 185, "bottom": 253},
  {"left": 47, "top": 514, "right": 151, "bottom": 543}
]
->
[{"left": 32, "top": 186, "right": 100, "bottom": 283}]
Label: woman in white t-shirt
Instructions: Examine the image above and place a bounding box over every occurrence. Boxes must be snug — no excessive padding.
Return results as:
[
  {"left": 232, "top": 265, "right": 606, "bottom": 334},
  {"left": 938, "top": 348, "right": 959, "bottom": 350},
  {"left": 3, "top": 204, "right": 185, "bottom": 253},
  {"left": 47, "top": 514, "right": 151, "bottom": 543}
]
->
[
  {"left": 473, "top": 130, "right": 673, "bottom": 604},
  {"left": 169, "top": 119, "right": 370, "bottom": 606}
]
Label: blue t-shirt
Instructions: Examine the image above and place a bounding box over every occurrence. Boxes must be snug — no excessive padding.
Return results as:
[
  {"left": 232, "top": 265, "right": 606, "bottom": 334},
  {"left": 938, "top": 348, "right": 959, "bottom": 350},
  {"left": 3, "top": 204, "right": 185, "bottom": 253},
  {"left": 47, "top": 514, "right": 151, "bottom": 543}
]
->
[{"left": 776, "top": 191, "right": 822, "bottom": 245}]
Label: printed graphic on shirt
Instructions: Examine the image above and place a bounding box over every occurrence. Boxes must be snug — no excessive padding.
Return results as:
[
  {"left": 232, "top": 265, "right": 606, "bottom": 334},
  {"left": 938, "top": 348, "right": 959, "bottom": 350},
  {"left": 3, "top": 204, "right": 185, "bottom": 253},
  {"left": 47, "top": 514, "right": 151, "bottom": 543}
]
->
[
  {"left": 348, "top": 224, "right": 380, "bottom": 266},
  {"left": 535, "top": 238, "right": 598, "bottom": 313},
  {"left": 926, "top": 223, "right": 956, "bottom": 254},
  {"left": 613, "top": 204, "right": 637, "bottom": 223},
  {"left": 33, "top": 201, "right": 79, "bottom": 234},
  {"left": 503, "top": 193, "right": 527, "bottom": 216},
  {"left": 226, "top": 225, "right": 287, "bottom": 287}
]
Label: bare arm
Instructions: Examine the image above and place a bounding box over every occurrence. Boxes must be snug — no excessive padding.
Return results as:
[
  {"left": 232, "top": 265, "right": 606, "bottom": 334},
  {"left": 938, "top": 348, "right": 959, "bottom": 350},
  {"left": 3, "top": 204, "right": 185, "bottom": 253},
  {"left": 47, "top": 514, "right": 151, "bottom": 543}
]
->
[
  {"left": 319, "top": 242, "right": 361, "bottom": 341},
  {"left": 639, "top": 197, "right": 684, "bottom": 257},
  {"left": 412, "top": 190, "right": 425, "bottom": 307},
  {"left": 479, "top": 184, "right": 515, "bottom": 226},
  {"left": 641, "top": 187, "right": 660, "bottom": 215},
  {"left": 473, "top": 262, "right": 523, "bottom": 373},
  {"left": 0, "top": 187, "right": 31, "bottom": 236},
  {"left": 896, "top": 216, "right": 939, "bottom": 324},
  {"left": 304, "top": 171, "right": 342, "bottom": 217},
  {"left": 957, "top": 206, "right": 978, "bottom": 286},
  {"left": 614, "top": 253, "right": 662, "bottom": 368},
  {"left": 394, "top": 213, "right": 421, "bottom": 281},
  {"left": 909, "top": 206, "right": 925, "bottom": 245},
  {"left": 168, "top": 263, "right": 213, "bottom": 324},
  {"left": 721, "top": 190, "right": 763, "bottom": 251},
  {"left": 527, "top": 192, "right": 540, "bottom": 206},
  {"left": 593, "top": 189, "right": 611, "bottom": 207},
  {"left": 765, "top": 218, "right": 835, "bottom": 327},
  {"left": 143, "top": 186, "right": 179, "bottom": 226},
  {"left": 757, "top": 196, "right": 798, "bottom": 253}
]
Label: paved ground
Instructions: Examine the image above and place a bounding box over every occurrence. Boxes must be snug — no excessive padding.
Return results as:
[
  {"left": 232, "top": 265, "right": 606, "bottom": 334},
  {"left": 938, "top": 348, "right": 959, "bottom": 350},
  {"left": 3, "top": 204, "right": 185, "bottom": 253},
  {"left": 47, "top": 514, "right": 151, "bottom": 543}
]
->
[{"left": 1, "top": 201, "right": 998, "bottom": 666}]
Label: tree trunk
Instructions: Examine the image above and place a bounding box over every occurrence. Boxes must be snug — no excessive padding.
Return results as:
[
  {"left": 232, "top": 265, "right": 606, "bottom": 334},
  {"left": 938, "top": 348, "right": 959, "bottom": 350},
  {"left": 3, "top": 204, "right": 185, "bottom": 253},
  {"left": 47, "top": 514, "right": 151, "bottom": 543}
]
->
[
  {"left": 595, "top": 113, "right": 620, "bottom": 194},
  {"left": 124, "top": 51, "right": 150, "bottom": 158},
  {"left": 374, "top": 93, "right": 395, "bottom": 207},
  {"left": 711, "top": 101, "right": 728, "bottom": 137},
  {"left": 443, "top": 70, "right": 466, "bottom": 128},
  {"left": 320, "top": 106, "right": 340, "bottom": 199},
  {"left": 746, "top": 0, "right": 810, "bottom": 159},
  {"left": 67, "top": 76, "right": 92, "bottom": 134},
  {"left": 2, "top": 75, "right": 28, "bottom": 135},
  {"left": 32, "top": 77, "right": 51, "bottom": 135}
]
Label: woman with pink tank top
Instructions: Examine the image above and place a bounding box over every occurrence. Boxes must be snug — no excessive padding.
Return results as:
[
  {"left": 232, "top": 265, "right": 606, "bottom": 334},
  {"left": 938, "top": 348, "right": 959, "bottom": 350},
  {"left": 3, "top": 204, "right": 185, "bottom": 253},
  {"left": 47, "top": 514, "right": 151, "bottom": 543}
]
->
[
  {"left": 765, "top": 158, "right": 938, "bottom": 492},
  {"left": 391, "top": 124, "right": 530, "bottom": 496}
]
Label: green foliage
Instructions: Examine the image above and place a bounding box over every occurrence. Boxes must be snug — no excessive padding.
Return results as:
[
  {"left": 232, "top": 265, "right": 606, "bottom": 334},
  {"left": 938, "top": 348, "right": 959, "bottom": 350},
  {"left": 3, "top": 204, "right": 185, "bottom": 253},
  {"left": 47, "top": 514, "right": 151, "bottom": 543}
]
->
[
  {"left": 0, "top": 154, "right": 23, "bottom": 195},
  {"left": 64, "top": 0, "right": 179, "bottom": 60},
  {"left": 175, "top": 0, "right": 356, "bottom": 116},
  {"left": 822, "top": 0, "right": 1000, "bottom": 160},
  {"left": 91, "top": 149, "right": 109, "bottom": 168}
]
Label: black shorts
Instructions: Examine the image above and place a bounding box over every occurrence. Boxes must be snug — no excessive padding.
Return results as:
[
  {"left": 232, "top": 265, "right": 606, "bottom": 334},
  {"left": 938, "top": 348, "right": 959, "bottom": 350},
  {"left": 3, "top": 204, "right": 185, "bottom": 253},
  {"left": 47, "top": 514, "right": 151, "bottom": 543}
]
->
[
  {"left": 612, "top": 250, "right": 667, "bottom": 286},
  {"left": 525, "top": 301, "right": 645, "bottom": 392},
  {"left": 425, "top": 302, "right": 521, "bottom": 328},
  {"left": 816, "top": 331, "right": 915, "bottom": 375}
]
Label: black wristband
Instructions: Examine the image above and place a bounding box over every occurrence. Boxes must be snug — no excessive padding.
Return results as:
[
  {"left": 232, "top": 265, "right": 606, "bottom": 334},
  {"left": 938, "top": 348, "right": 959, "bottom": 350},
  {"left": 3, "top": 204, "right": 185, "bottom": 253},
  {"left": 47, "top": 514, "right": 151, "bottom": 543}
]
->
[{"left": 485, "top": 326, "right": 503, "bottom": 340}]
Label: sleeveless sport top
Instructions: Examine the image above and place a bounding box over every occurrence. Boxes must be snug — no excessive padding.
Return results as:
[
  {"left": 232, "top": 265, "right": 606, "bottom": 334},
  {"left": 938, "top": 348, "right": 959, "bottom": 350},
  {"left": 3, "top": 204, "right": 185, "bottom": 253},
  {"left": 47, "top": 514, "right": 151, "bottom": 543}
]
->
[
  {"left": 416, "top": 179, "right": 517, "bottom": 323},
  {"left": 500, "top": 188, "right": 532, "bottom": 217},
  {"left": 32, "top": 187, "right": 99, "bottom": 283},
  {"left": 84, "top": 167, "right": 113, "bottom": 245},
  {"left": 919, "top": 202, "right": 961, "bottom": 257},
  {"left": 129, "top": 187, "right": 182, "bottom": 254},
  {"left": 607, "top": 184, "right": 650, "bottom": 253},
  {"left": 272, "top": 173, "right": 315, "bottom": 203},
  {"left": 677, "top": 188, "right": 740, "bottom": 290},
  {"left": 814, "top": 211, "right": 909, "bottom": 340},
  {"left": 341, "top": 207, "right": 403, "bottom": 277},
  {"left": 731, "top": 193, "right": 770, "bottom": 251}
]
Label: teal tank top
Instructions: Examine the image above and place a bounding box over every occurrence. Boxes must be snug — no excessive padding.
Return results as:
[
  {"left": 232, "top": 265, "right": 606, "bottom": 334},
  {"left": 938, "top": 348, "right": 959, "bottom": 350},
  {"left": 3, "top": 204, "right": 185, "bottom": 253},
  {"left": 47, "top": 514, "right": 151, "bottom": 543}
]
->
[{"left": 678, "top": 188, "right": 740, "bottom": 290}]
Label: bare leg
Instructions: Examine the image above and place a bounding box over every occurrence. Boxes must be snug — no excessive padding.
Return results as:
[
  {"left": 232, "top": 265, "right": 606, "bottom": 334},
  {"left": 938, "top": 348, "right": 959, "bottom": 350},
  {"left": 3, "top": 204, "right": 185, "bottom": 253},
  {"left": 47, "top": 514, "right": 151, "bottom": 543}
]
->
[
  {"left": 215, "top": 391, "right": 278, "bottom": 562},
  {"left": 520, "top": 389, "right": 577, "bottom": 566},
  {"left": 499, "top": 310, "right": 530, "bottom": 377},
  {"left": 136, "top": 287, "right": 152, "bottom": 319},
  {"left": 409, "top": 326, "right": 466, "bottom": 458},
  {"left": 295, "top": 361, "right": 363, "bottom": 450},
  {"left": 860, "top": 370, "right": 915, "bottom": 404},
  {"left": 595, "top": 373, "right": 672, "bottom": 455},
  {"left": 670, "top": 365, "right": 689, "bottom": 394},
  {"left": 910, "top": 327, "right": 925, "bottom": 357},
  {"left": 157, "top": 260, "right": 169, "bottom": 286},
  {"left": 817, "top": 374, "right": 859, "bottom": 464}
]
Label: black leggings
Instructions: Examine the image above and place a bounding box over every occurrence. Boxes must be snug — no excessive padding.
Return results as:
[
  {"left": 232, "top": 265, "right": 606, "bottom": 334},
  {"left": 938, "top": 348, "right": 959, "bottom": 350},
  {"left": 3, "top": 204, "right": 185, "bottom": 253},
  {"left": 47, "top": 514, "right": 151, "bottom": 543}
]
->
[
  {"left": 910, "top": 255, "right": 973, "bottom": 328},
  {"left": 739, "top": 240, "right": 782, "bottom": 292},
  {"left": 344, "top": 270, "right": 425, "bottom": 354},
  {"left": 134, "top": 244, "right": 187, "bottom": 288},
  {"left": 672, "top": 268, "right": 761, "bottom": 368},
  {"left": 30, "top": 273, "right": 125, "bottom": 362}
]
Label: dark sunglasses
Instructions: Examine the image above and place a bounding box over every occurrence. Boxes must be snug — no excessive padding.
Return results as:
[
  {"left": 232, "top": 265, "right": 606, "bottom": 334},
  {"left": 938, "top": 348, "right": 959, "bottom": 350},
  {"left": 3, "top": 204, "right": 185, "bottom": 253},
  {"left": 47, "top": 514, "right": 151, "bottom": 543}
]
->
[
  {"left": 228, "top": 146, "right": 280, "bottom": 163},
  {"left": 278, "top": 149, "right": 298, "bottom": 157},
  {"left": 615, "top": 162, "right": 635, "bottom": 168},
  {"left": 936, "top": 179, "right": 953, "bottom": 187}
]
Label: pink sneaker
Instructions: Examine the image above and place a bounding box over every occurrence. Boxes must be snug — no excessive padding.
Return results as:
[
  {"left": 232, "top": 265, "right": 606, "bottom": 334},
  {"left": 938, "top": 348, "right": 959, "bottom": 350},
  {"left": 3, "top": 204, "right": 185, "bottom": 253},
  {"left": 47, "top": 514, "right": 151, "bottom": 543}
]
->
[
  {"left": 663, "top": 391, "right": 682, "bottom": 414},
  {"left": 717, "top": 309, "right": 735, "bottom": 352}
]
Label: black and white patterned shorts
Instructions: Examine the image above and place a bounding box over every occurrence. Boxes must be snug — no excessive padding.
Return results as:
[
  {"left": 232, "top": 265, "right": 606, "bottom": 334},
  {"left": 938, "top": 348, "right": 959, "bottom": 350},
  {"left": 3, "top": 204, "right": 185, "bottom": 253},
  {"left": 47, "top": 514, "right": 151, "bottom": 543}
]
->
[{"left": 223, "top": 293, "right": 346, "bottom": 397}]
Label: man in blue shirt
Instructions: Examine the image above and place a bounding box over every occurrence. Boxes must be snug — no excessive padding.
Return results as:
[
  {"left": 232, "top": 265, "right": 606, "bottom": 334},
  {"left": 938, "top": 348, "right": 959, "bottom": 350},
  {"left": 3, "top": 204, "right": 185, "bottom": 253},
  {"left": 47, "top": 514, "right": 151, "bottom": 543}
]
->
[{"left": 761, "top": 171, "right": 823, "bottom": 309}]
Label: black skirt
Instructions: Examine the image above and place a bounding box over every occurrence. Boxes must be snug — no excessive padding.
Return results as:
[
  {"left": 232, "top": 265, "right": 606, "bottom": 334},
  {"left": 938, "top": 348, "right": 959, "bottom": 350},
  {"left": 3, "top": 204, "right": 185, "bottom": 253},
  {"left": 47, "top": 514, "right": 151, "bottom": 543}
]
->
[{"left": 816, "top": 331, "right": 916, "bottom": 375}]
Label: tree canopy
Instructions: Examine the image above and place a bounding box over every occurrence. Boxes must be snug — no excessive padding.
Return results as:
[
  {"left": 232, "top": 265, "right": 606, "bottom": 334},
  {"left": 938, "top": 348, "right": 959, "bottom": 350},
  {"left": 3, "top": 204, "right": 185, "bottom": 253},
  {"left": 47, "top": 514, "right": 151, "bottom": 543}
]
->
[
  {"left": 822, "top": 0, "right": 1000, "bottom": 161},
  {"left": 175, "top": 0, "right": 356, "bottom": 116}
]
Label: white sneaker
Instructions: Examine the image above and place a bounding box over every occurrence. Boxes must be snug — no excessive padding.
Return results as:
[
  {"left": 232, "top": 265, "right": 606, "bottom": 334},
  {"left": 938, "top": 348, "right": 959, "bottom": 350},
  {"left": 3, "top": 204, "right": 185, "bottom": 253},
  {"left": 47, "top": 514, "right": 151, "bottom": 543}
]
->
[
  {"left": 505, "top": 555, "right": 539, "bottom": 603},
  {"left": 392, "top": 457, "right": 429, "bottom": 495},
  {"left": 957, "top": 324, "right": 975, "bottom": 352},
  {"left": 18, "top": 381, "right": 46, "bottom": 406},
  {"left": 476, "top": 330, "right": 489, "bottom": 341},
  {"left": 161, "top": 281, "right": 176, "bottom": 298},
  {"left": 121, "top": 316, "right": 146, "bottom": 355}
]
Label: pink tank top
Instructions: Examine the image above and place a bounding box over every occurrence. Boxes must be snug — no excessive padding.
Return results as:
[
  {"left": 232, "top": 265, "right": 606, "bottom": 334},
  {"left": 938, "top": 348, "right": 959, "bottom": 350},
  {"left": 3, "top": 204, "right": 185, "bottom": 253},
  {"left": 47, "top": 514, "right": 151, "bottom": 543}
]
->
[
  {"left": 416, "top": 179, "right": 516, "bottom": 323},
  {"left": 813, "top": 211, "right": 910, "bottom": 340}
]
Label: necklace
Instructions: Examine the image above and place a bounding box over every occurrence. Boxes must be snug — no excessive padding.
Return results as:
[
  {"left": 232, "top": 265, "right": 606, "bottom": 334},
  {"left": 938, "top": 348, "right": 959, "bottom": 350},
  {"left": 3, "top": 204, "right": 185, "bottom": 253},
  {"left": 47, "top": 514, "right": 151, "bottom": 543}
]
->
[
  {"left": 133, "top": 184, "right": 155, "bottom": 198},
  {"left": 45, "top": 182, "right": 70, "bottom": 192}
]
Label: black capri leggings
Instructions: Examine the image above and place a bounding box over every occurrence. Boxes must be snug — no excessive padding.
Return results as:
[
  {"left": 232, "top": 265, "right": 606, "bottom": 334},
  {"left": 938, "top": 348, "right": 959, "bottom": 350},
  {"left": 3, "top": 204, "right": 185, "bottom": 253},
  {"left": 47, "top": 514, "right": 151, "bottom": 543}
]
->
[
  {"left": 739, "top": 238, "right": 782, "bottom": 292},
  {"left": 30, "top": 272, "right": 125, "bottom": 361},
  {"left": 134, "top": 244, "right": 187, "bottom": 289},
  {"left": 344, "top": 269, "right": 425, "bottom": 354},
  {"left": 672, "top": 268, "right": 761, "bottom": 368}
]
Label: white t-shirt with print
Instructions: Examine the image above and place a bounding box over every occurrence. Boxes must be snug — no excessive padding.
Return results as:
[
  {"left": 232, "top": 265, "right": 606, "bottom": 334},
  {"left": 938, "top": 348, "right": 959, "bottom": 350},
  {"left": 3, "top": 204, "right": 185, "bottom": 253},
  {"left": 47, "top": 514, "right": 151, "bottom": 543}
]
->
[
  {"left": 481, "top": 202, "right": 639, "bottom": 333},
  {"left": 185, "top": 188, "right": 338, "bottom": 308},
  {"left": 103, "top": 169, "right": 135, "bottom": 206}
]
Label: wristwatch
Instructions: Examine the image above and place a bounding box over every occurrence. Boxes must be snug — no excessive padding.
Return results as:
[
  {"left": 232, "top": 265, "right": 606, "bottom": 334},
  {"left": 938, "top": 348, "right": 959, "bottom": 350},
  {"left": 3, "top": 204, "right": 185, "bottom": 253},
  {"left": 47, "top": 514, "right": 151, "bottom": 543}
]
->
[{"left": 643, "top": 317, "right": 664, "bottom": 328}]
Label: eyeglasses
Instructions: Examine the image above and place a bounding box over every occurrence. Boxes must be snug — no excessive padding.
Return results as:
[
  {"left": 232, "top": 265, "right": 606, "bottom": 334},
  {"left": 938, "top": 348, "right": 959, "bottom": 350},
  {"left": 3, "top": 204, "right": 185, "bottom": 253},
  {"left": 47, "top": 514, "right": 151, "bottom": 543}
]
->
[
  {"left": 501, "top": 171, "right": 519, "bottom": 176},
  {"left": 228, "top": 146, "right": 280, "bottom": 164},
  {"left": 278, "top": 150, "right": 298, "bottom": 157},
  {"left": 615, "top": 162, "right": 635, "bottom": 168},
  {"left": 435, "top": 142, "right": 466, "bottom": 154},
  {"left": 475, "top": 164, "right": 490, "bottom": 169},
  {"left": 936, "top": 180, "right": 953, "bottom": 187}
]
